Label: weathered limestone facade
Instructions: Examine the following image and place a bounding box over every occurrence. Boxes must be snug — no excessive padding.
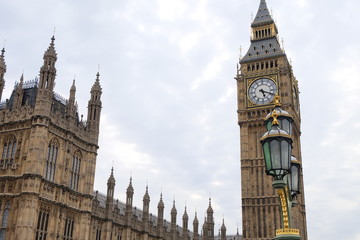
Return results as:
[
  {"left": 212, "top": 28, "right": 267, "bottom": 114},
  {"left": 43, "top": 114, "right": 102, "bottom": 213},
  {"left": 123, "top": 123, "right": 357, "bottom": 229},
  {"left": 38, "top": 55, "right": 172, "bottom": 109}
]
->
[
  {"left": 236, "top": 0, "right": 307, "bottom": 239},
  {"left": 0, "top": 37, "right": 228, "bottom": 240}
]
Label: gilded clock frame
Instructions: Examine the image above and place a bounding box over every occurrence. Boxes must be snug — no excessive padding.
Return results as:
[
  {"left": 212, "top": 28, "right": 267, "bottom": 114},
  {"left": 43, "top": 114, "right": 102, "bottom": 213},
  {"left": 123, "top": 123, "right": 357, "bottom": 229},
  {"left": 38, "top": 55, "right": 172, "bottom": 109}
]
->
[{"left": 246, "top": 74, "right": 279, "bottom": 109}]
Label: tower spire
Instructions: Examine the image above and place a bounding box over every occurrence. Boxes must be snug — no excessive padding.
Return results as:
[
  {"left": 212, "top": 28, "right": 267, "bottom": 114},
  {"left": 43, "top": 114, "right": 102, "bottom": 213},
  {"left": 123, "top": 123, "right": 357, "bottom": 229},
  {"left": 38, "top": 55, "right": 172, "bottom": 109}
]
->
[
  {"left": 38, "top": 36, "right": 57, "bottom": 91},
  {"left": 240, "top": 0, "right": 283, "bottom": 64},
  {"left": 0, "top": 47, "right": 6, "bottom": 101},
  {"left": 87, "top": 71, "right": 102, "bottom": 143},
  {"left": 67, "top": 79, "right": 77, "bottom": 118},
  {"left": 251, "top": 0, "right": 274, "bottom": 27}
]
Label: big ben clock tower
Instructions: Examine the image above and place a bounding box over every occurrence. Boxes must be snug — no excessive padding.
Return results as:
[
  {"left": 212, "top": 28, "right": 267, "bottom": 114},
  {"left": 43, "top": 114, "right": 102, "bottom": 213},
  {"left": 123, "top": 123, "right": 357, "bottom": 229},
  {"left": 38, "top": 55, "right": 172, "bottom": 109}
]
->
[{"left": 235, "top": 1, "right": 307, "bottom": 239}]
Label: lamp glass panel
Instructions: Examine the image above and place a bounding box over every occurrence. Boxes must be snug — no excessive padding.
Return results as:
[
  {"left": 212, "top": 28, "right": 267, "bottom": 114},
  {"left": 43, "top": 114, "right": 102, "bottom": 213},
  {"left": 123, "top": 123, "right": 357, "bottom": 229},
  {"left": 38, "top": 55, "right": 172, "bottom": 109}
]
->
[
  {"left": 263, "top": 142, "right": 272, "bottom": 171},
  {"left": 270, "top": 140, "right": 281, "bottom": 169},
  {"left": 281, "top": 140, "right": 290, "bottom": 169},
  {"left": 291, "top": 164, "right": 299, "bottom": 192},
  {"left": 282, "top": 119, "right": 290, "bottom": 134},
  {"left": 266, "top": 120, "right": 272, "bottom": 131}
]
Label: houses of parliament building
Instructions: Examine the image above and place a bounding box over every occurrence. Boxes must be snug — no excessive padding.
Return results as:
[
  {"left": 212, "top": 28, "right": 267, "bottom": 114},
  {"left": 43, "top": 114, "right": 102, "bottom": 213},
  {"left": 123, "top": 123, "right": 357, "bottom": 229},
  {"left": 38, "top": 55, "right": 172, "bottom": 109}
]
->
[
  {"left": 0, "top": 38, "right": 231, "bottom": 240},
  {"left": 0, "top": 0, "right": 308, "bottom": 239}
]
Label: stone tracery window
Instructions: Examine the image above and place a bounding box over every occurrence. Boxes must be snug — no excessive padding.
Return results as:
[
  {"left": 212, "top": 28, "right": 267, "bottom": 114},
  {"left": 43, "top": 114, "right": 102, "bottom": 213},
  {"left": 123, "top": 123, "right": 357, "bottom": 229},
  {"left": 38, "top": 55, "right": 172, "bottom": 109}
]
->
[
  {"left": 63, "top": 215, "right": 74, "bottom": 240},
  {"left": 1, "top": 135, "right": 17, "bottom": 167},
  {"left": 44, "top": 138, "right": 59, "bottom": 181},
  {"left": 69, "top": 151, "right": 81, "bottom": 191},
  {"left": 35, "top": 206, "right": 50, "bottom": 240},
  {"left": 0, "top": 201, "right": 10, "bottom": 240}
]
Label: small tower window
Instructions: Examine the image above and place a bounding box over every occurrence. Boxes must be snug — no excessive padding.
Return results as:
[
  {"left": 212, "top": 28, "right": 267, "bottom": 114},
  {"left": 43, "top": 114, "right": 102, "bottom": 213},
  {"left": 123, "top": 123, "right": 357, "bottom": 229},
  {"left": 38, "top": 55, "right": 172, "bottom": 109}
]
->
[
  {"left": 70, "top": 151, "right": 81, "bottom": 191},
  {"left": 35, "top": 207, "right": 50, "bottom": 240},
  {"left": 0, "top": 201, "right": 10, "bottom": 240},
  {"left": 1, "top": 135, "right": 16, "bottom": 167},
  {"left": 63, "top": 215, "right": 74, "bottom": 240},
  {"left": 44, "top": 138, "right": 59, "bottom": 182}
]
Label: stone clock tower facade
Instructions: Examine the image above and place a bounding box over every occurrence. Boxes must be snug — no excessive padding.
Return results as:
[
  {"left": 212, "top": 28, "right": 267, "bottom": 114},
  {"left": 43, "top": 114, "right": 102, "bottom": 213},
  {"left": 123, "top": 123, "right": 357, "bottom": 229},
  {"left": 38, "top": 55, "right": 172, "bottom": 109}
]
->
[{"left": 235, "top": 1, "right": 307, "bottom": 239}]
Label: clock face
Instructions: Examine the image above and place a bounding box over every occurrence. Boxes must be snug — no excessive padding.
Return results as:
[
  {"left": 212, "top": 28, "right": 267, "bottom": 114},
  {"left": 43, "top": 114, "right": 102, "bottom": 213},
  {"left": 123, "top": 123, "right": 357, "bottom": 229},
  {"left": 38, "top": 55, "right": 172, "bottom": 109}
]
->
[{"left": 248, "top": 78, "right": 277, "bottom": 105}]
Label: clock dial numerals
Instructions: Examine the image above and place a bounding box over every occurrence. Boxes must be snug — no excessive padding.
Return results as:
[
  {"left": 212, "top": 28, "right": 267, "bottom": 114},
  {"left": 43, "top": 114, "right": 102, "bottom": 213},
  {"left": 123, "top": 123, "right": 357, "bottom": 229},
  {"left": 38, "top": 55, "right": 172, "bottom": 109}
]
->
[{"left": 248, "top": 78, "right": 277, "bottom": 105}]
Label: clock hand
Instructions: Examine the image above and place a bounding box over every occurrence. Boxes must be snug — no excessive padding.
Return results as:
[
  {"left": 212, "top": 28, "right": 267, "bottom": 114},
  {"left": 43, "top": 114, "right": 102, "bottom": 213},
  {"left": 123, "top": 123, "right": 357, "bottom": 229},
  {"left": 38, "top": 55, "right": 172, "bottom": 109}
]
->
[
  {"left": 261, "top": 90, "right": 275, "bottom": 95},
  {"left": 259, "top": 89, "right": 266, "bottom": 97}
]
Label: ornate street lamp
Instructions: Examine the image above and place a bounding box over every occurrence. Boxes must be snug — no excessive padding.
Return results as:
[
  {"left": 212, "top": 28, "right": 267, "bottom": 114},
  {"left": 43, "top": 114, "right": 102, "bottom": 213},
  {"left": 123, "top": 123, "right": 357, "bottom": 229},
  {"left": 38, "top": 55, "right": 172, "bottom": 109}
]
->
[
  {"left": 260, "top": 111, "right": 292, "bottom": 180},
  {"left": 260, "top": 95, "right": 301, "bottom": 240}
]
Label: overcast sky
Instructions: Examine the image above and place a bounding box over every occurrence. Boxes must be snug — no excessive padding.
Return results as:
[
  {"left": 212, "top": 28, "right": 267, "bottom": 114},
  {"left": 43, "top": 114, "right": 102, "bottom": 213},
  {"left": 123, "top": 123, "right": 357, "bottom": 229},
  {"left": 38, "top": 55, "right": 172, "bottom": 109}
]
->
[{"left": 1, "top": 0, "right": 360, "bottom": 239}]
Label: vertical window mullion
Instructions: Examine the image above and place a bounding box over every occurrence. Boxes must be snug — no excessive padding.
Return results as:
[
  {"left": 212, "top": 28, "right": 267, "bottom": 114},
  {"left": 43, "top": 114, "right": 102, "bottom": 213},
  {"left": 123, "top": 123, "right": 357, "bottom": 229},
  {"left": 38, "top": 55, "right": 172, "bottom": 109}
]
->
[
  {"left": 7, "top": 142, "right": 12, "bottom": 159},
  {"left": 2, "top": 144, "right": 7, "bottom": 159},
  {"left": 11, "top": 142, "right": 16, "bottom": 158}
]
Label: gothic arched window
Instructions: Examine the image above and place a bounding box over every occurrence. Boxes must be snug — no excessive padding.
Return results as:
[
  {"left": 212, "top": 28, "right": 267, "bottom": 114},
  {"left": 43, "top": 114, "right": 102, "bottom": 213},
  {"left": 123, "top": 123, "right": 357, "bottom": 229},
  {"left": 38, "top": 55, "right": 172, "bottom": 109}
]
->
[
  {"left": 70, "top": 151, "right": 81, "bottom": 191},
  {"left": 0, "top": 201, "right": 10, "bottom": 240},
  {"left": 63, "top": 214, "right": 74, "bottom": 240},
  {"left": 35, "top": 206, "right": 50, "bottom": 240},
  {"left": 1, "top": 135, "right": 16, "bottom": 167},
  {"left": 44, "top": 138, "right": 59, "bottom": 181}
]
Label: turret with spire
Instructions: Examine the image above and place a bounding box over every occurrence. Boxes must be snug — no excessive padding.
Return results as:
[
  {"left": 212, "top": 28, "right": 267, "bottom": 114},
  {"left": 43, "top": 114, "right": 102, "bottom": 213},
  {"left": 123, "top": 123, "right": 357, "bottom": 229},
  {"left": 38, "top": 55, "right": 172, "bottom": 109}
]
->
[
  {"left": 126, "top": 177, "right": 134, "bottom": 214},
  {"left": 67, "top": 79, "right": 77, "bottom": 119},
  {"left": 13, "top": 74, "right": 24, "bottom": 110},
  {"left": 157, "top": 193, "right": 165, "bottom": 237},
  {"left": 240, "top": 0, "right": 284, "bottom": 64},
  {"left": 193, "top": 212, "right": 199, "bottom": 240},
  {"left": 106, "top": 167, "right": 115, "bottom": 208},
  {"left": 87, "top": 72, "right": 102, "bottom": 144},
  {"left": 0, "top": 48, "right": 6, "bottom": 102},
  {"left": 220, "top": 219, "right": 226, "bottom": 240},
  {"left": 202, "top": 217, "right": 208, "bottom": 240},
  {"left": 182, "top": 207, "right": 189, "bottom": 240},
  {"left": 206, "top": 198, "right": 214, "bottom": 240},
  {"left": 171, "top": 200, "right": 177, "bottom": 240},
  {"left": 38, "top": 36, "right": 57, "bottom": 91},
  {"left": 142, "top": 185, "right": 150, "bottom": 231}
]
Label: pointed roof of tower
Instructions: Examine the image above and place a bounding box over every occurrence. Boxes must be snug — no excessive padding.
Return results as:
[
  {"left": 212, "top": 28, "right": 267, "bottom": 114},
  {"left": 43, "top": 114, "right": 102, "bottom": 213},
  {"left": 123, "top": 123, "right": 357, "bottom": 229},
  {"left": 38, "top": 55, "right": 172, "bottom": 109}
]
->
[
  {"left": 126, "top": 177, "right": 134, "bottom": 194},
  {"left": 44, "top": 36, "right": 57, "bottom": 59},
  {"left": 71, "top": 79, "right": 76, "bottom": 91},
  {"left": 193, "top": 211, "right": 199, "bottom": 224},
  {"left": 91, "top": 72, "right": 102, "bottom": 92},
  {"left": 171, "top": 200, "right": 177, "bottom": 214},
  {"left": 240, "top": 0, "right": 284, "bottom": 63},
  {"left": 207, "top": 198, "right": 213, "bottom": 213},
  {"left": 221, "top": 218, "right": 226, "bottom": 230},
  {"left": 107, "top": 167, "right": 115, "bottom": 185},
  {"left": 143, "top": 184, "right": 150, "bottom": 201},
  {"left": 183, "top": 206, "right": 189, "bottom": 220},
  {"left": 0, "top": 48, "right": 6, "bottom": 70},
  {"left": 251, "top": 0, "right": 274, "bottom": 27},
  {"left": 158, "top": 193, "right": 164, "bottom": 208}
]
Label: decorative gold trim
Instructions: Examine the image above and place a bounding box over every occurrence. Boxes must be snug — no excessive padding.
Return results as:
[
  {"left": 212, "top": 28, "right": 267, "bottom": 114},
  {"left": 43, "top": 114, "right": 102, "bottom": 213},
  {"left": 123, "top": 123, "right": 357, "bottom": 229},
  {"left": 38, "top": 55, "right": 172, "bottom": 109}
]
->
[
  {"left": 277, "top": 188, "right": 289, "bottom": 228},
  {"left": 276, "top": 228, "right": 300, "bottom": 236},
  {"left": 271, "top": 110, "right": 279, "bottom": 125},
  {"left": 259, "top": 133, "right": 293, "bottom": 142},
  {"left": 274, "top": 94, "right": 281, "bottom": 107}
]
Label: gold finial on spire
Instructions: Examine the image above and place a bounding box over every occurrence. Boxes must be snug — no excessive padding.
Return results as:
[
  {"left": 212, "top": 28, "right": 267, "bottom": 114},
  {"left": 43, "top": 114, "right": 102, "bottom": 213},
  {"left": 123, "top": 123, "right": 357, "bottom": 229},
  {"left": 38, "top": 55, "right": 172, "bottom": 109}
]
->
[
  {"left": 271, "top": 109, "right": 279, "bottom": 125},
  {"left": 274, "top": 93, "right": 281, "bottom": 107}
]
